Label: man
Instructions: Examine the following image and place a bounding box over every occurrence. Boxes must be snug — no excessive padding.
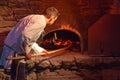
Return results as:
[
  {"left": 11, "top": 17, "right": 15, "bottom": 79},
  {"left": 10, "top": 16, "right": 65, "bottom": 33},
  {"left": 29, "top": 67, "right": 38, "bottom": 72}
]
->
[{"left": 0, "top": 7, "right": 60, "bottom": 74}]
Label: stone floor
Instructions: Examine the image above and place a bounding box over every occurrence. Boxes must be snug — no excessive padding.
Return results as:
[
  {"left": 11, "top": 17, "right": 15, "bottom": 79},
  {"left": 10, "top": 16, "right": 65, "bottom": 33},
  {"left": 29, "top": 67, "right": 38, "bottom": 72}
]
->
[{"left": 0, "top": 50, "right": 120, "bottom": 80}]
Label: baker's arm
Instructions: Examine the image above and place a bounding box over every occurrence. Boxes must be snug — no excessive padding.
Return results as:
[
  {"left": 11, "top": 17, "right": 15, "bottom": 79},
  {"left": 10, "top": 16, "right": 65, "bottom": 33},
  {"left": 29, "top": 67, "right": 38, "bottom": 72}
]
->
[{"left": 31, "top": 43, "right": 48, "bottom": 55}]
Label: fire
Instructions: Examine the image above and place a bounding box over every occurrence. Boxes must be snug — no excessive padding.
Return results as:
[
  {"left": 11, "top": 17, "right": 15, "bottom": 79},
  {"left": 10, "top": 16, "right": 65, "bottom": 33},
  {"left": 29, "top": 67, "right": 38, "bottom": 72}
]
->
[
  {"left": 39, "top": 25, "right": 81, "bottom": 51},
  {"left": 39, "top": 31, "right": 80, "bottom": 51},
  {"left": 40, "top": 38, "right": 80, "bottom": 51},
  {"left": 60, "top": 24, "right": 80, "bottom": 37},
  {"left": 54, "top": 39, "right": 72, "bottom": 46},
  {"left": 40, "top": 32, "right": 73, "bottom": 46}
]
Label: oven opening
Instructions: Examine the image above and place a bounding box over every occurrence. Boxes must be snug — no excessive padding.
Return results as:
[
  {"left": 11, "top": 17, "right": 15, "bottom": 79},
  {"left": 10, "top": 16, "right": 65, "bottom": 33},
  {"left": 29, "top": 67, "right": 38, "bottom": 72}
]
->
[{"left": 37, "top": 30, "right": 81, "bottom": 51}]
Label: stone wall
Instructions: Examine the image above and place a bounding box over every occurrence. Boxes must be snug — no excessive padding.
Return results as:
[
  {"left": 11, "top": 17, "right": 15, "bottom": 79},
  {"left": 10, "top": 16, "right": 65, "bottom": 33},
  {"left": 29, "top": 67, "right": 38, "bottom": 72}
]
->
[
  {"left": 0, "top": 0, "right": 113, "bottom": 52},
  {"left": 0, "top": 1, "right": 119, "bottom": 80},
  {"left": 0, "top": 0, "right": 111, "bottom": 32}
]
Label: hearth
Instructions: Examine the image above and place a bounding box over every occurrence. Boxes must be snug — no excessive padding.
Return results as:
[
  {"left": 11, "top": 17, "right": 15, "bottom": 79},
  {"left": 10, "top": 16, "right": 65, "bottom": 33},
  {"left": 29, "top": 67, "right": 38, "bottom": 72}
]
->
[
  {"left": 37, "top": 25, "right": 83, "bottom": 53},
  {"left": 38, "top": 29, "right": 81, "bottom": 51}
]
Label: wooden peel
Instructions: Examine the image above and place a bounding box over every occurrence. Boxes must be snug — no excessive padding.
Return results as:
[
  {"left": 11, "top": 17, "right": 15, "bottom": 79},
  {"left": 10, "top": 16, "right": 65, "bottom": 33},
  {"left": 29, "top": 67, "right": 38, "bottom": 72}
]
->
[{"left": 7, "top": 45, "right": 71, "bottom": 60}]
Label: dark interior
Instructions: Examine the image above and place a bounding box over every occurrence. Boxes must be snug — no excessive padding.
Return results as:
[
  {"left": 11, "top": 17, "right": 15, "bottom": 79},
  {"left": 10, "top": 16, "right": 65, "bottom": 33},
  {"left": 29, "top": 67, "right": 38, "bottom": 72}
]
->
[{"left": 37, "top": 30, "right": 81, "bottom": 51}]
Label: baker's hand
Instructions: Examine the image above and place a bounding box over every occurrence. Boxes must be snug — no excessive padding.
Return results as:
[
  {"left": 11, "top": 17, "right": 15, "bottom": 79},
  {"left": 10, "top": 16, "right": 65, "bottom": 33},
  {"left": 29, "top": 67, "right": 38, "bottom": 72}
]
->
[
  {"left": 26, "top": 53, "right": 32, "bottom": 59},
  {"left": 42, "top": 50, "right": 48, "bottom": 56}
]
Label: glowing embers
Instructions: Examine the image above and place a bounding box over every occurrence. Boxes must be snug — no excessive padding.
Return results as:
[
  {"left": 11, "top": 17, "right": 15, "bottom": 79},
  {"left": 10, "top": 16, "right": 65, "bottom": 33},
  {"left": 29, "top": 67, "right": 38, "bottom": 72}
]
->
[
  {"left": 42, "top": 38, "right": 73, "bottom": 46},
  {"left": 38, "top": 30, "right": 81, "bottom": 51}
]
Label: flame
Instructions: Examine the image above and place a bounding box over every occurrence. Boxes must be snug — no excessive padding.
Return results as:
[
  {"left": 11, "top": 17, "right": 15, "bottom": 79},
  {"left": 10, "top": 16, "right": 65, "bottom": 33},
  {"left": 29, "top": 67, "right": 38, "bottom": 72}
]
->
[
  {"left": 41, "top": 39, "right": 73, "bottom": 46},
  {"left": 60, "top": 24, "right": 80, "bottom": 36},
  {"left": 39, "top": 24, "right": 81, "bottom": 51},
  {"left": 40, "top": 24, "right": 81, "bottom": 46},
  {"left": 54, "top": 39, "right": 72, "bottom": 46}
]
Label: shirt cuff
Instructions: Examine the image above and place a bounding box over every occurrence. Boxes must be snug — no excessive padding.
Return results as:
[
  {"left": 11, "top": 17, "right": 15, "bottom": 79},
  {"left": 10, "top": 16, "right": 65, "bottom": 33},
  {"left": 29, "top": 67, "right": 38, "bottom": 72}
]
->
[{"left": 31, "top": 43, "right": 44, "bottom": 53}]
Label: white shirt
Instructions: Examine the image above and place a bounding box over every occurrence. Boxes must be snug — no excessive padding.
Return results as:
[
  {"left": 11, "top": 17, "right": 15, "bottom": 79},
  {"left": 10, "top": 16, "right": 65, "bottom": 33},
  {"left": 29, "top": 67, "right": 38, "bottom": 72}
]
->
[{"left": 5, "top": 14, "right": 46, "bottom": 54}]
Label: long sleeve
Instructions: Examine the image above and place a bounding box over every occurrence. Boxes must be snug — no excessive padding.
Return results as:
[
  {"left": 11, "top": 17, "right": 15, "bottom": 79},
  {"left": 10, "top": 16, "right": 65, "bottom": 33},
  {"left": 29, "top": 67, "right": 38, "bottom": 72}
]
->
[
  {"left": 0, "top": 15, "right": 46, "bottom": 70},
  {"left": 31, "top": 43, "right": 45, "bottom": 54},
  {"left": 22, "top": 15, "right": 46, "bottom": 54}
]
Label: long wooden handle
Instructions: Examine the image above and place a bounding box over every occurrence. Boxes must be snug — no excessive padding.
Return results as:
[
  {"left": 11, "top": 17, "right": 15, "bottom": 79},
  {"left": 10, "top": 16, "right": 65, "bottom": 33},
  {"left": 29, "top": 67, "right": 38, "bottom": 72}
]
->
[{"left": 7, "top": 45, "right": 70, "bottom": 60}]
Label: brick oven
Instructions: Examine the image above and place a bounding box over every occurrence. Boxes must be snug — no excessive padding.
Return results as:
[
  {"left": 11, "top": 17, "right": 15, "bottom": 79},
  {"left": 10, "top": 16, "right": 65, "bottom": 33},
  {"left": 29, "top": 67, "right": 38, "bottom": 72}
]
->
[
  {"left": 15, "top": 24, "right": 85, "bottom": 80},
  {"left": 38, "top": 25, "right": 83, "bottom": 53},
  {"left": 0, "top": 0, "right": 119, "bottom": 80}
]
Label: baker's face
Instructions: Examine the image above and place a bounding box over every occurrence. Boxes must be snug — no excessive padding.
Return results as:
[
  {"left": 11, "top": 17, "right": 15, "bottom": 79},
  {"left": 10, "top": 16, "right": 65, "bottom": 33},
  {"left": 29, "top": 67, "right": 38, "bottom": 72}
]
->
[{"left": 48, "top": 16, "right": 57, "bottom": 25}]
